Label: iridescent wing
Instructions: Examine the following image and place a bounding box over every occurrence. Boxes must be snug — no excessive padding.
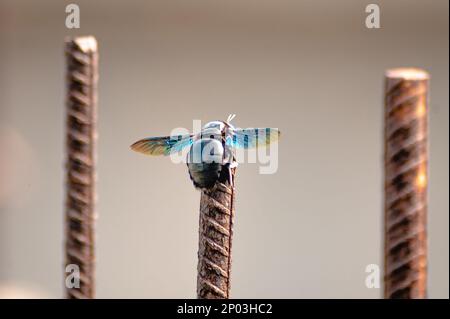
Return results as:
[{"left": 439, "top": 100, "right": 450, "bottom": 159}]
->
[
  {"left": 130, "top": 134, "right": 193, "bottom": 156},
  {"left": 226, "top": 128, "right": 280, "bottom": 149}
]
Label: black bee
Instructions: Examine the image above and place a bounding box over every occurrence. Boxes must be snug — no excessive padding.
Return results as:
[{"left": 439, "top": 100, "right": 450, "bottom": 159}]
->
[{"left": 131, "top": 115, "right": 280, "bottom": 189}]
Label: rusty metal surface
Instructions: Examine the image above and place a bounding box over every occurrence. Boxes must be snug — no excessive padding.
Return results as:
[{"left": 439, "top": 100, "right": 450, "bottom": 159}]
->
[
  {"left": 197, "top": 169, "right": 236, "bottom": 299},
  {"left": 384, "top": 68, "right": 429, "bottom": 299},
  {"left": 64, "top": 36, "right": 98, "bottom": 299}
]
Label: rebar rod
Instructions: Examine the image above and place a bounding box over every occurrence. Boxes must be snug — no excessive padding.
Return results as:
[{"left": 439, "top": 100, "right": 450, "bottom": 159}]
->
[
  {"left": 384, "top": 68, "right": 429, "bottom": 299},
  {"left": 64, "top": 36, "right": 98, "bottom": 299},
  {"left": 197, "top": 168, "right": 236, "bottom": 299}
]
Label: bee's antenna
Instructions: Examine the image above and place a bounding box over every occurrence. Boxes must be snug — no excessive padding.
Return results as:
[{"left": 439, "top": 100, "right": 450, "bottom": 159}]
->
[{"left": 227, "top": 114, "right": 236, "bottom": 124}]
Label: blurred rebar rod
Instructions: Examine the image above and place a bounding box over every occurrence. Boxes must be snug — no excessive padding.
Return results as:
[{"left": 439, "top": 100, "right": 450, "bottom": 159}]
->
[
  {"left": 197, "top": 169, "right": 236, "bottom": 299},
  {"left": 384, "top": 68, "right": 429, "bottom": 299},
  {"left": 64, "top": 36, "right": 98, "bottom": 299}
]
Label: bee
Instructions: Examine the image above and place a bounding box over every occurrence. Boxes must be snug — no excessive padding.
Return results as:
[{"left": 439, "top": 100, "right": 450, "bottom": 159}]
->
[{"left": 131, "top": 114, "right": 280, "bottom": 189}]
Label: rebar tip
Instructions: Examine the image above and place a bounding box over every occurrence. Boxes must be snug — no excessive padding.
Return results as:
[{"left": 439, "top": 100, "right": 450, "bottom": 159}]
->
[
  {"left": 65, "top": 36, "right": 98, "bottom": 53},
  {"left": 385, "top": 68, "right": 430, "bottom": 80}
]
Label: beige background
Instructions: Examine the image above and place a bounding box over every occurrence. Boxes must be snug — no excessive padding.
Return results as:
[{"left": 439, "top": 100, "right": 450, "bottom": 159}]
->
[{"left": 0, "top": 0, "right": 448, "bottom": 298}]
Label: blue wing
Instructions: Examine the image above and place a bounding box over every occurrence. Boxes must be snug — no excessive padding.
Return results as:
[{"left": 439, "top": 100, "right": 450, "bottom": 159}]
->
[
  {"left": 226, "top": 128, "right": 280, "bottom": 149},
  {"left": 131, "top": 134, "right": 193, "bottom": 156}
]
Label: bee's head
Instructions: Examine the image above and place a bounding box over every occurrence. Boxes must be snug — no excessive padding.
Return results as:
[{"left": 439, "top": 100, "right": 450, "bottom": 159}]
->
[
  {"left": 201, "top": 121, "right": 225, "bottom": 140},
  {"left": 203, "top": 121, "right": 224, "bottom": 131},
  {"left": 201, "top": 115, "right": 236, "bottom": 139},
  {"left": 203, "top": 114, "right": 236, "bottom": 131}
]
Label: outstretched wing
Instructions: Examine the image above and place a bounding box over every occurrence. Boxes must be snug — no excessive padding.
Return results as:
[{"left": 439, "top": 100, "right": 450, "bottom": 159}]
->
[
  {"left": 226, "top": 128, "right": 280, "bottom": 149},
  {"left": 130, "top": 134, "right": 193, "bottom": 156}
]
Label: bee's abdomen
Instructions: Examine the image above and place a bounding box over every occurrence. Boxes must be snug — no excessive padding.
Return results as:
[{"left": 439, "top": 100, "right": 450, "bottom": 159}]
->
[
  {"left": 187, "top": 138, "right": 224, "bottom": 189},
  {"left": 188, "top": 162, "right": 223, "bottom": 189}
]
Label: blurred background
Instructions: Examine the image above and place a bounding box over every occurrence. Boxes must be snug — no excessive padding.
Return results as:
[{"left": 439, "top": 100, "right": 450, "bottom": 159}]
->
[{"left": 0, "top": 0, "right": 448, "bottom": 298}]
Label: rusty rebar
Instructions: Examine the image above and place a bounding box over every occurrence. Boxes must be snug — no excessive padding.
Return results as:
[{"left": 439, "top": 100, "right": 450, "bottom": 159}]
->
[
  {"left": 384, "top": 68, "right": 429, "bottom": 299},
  {"left": 64, "top": 36, "right": 98, "bottom": 299},
  {"left": 197, "top": 168, "right": 236, "bottom": 299}
]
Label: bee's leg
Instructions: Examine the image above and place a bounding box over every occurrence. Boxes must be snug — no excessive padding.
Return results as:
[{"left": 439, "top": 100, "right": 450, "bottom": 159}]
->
[
  {"left": 219, "top": 149, "right": 238, "bottom": 187},
  {"left": 218, "top": 162, "right": 233, "bottom": 187},
  {"left": 228, "top": 161, "right": 238, "bottom": 187},
  {"left": 228, "top": 164, "right": 233, "bottom": 187}
]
